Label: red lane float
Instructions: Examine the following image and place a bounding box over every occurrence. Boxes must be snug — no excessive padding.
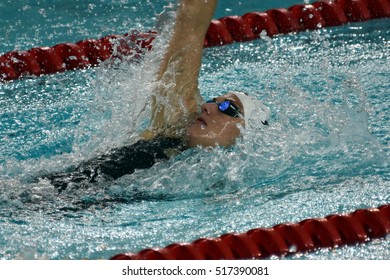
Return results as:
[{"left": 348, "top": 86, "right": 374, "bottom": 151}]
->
[
  {"left": 3, "top": 51, "right": 42, "bottom": 77},
  {"left": 29, "top": 47, "right": 66, "bottom": 74},
  {"left": 265, "top": 8, "right": 302, "bottom": 34},
  {"left": 205, "top": 20, "right": 234, "bottom": 47},
  {"left": 0, "top": 32, "right": 156, "bottom": 82},
  {"left": 110, "top": 204, "right": 390, "bottom": 260},
  {"left": 1, "top": 0, "right": 390, "bottom": 82},
  {"left": 288, "top": 4, "right": 327, "bottom": 29},
  {"left": 241, "top": 12, "right": 279, "bottom": 37},
  {"left": 0, "top": 55, "right": 18, "bottom": 81},
  {"left": 219, "top": 16, "right": 256, "bottom": 42},
  {"left": 312, "top": 1, "right": 348, "bottom": 26},
  {"left": 53, "top": 43, "right": 90, "bottom": 70},
  {"left": 76, "top": 39, "right": 111, "bottom": 66}
]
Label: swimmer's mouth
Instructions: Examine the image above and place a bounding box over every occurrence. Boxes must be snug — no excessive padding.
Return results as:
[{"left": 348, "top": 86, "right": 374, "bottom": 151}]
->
[{"left": 196, "top": 117, "right": 207, "bottom": 126}]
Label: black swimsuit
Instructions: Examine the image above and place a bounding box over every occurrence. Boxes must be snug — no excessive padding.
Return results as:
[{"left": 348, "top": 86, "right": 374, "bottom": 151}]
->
[{"left": 43, "top": 137, "right": 185, "bottom": 193}]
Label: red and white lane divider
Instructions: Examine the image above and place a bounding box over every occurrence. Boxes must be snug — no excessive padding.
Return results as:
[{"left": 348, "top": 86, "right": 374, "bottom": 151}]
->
[
  {"left": 1, "top": 0, "right": 390, "bottom": 82},
  {"left": 110, "top": 204, "right": 390, "bottom": 260}
]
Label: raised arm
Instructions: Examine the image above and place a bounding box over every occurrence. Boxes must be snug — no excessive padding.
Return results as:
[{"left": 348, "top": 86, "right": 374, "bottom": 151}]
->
[{"left": 144, "top": 0, "right": 218, "bottom": 139}]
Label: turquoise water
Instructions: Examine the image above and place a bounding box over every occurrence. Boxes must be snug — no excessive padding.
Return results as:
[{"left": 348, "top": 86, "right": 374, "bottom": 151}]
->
[
  {"left": 1, "top": 1, "right": 389, "bottom": 259},
  {"left": 0, "top": 0, "right": 300, "bottom": 54}
]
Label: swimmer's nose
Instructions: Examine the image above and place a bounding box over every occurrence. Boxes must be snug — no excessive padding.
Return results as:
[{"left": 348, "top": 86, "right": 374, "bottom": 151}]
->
[{"left": 201, "top": 102, "right": 217, "bottom": 115}]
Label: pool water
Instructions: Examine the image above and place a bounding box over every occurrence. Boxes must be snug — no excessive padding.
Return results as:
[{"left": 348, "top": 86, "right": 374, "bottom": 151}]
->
[{"left": 1, "top": 0, "right": 389, "bottom": 260}]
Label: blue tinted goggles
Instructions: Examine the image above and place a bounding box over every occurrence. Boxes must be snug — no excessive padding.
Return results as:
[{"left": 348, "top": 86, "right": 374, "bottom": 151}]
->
[{"left": 206, "top": 99, "right": 241, "bottom": 118}]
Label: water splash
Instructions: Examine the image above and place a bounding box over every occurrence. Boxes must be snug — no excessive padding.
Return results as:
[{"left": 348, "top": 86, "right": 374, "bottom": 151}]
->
[{"left": 0, "top": 5, "right": 389, "bottom": 260}]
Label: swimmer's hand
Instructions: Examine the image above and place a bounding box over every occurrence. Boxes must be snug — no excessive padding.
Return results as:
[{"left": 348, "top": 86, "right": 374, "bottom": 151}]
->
[{"left": 145, "top": 0, "right": 216, "bottom": 141}]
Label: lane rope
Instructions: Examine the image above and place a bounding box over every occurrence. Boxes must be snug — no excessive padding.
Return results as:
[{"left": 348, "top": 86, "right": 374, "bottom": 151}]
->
[
  {"left": 110, "top": 204, "right": 390, "bottom": 260},
  {"left": 1, "top": 0, "right": 390, "bottom": 82}
]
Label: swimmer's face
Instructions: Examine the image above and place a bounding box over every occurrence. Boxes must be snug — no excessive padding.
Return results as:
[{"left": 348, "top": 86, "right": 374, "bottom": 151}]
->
[{"left": 186, "top": 93, "right": 245, "bottom": 148}]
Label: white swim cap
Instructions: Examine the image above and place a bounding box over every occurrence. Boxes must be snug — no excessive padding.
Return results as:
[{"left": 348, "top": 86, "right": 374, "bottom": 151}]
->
[{"left": 229, "top": 91, "right": 270, "bottom": 128}]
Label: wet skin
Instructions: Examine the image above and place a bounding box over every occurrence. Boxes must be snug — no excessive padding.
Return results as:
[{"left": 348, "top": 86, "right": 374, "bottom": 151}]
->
[{"left": 186, "top": 93, "right": 245, "bottom": 148}]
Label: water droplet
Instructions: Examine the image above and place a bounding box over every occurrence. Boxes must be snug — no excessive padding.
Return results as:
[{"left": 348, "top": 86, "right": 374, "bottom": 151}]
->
[{"left": 288, "top": 245, "right": 297, "bottom": 253}]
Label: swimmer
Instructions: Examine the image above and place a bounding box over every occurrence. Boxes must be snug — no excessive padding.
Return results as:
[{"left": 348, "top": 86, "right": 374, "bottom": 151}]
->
[{"left": 43, "top": 0, "right": 270, "bottom": 191}]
